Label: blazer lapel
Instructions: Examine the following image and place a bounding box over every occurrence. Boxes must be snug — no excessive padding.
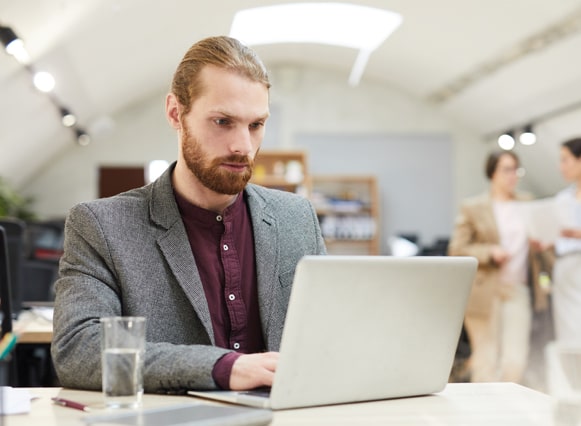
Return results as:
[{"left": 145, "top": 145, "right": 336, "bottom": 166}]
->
[
  {"left": 479, "top": 193, "right": 500, "bottom": 244},
  {"left": 478, "top": 191, "right": 531, "bottom": 245},
  {"left": 246, "top": 187, "right": 279, "bottom": 342},
  {"left": 156, "top": 225, "right": 215, "bottom": 344},
  {"left": 149, "top": 165, "right": 215, "bottom": 344}
]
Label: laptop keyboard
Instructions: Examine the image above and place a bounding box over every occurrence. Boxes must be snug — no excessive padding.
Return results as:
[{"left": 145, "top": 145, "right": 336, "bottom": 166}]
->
[{"left": 241, "top": 387, "right": 271, "bottom": 398}]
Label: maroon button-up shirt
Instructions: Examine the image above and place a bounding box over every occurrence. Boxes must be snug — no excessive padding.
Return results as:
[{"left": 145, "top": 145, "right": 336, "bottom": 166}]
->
[{"left": 174, "top": 190, "right": 265, "bottom": 389}]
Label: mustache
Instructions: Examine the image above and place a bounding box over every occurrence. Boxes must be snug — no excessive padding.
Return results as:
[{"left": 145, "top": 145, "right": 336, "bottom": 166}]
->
[{"left": 217, "top": 154, "right": 253, "bottom": 166}]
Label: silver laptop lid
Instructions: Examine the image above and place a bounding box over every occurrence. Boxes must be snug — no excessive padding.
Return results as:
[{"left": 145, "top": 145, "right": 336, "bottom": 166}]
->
[{"left": 270, "top": 255, "right": 477, "bottom": 409}]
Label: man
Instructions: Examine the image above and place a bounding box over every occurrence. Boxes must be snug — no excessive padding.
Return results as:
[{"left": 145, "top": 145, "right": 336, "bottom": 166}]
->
[{"left": 51, "top": 36, "right": 326, "bottom": 393}]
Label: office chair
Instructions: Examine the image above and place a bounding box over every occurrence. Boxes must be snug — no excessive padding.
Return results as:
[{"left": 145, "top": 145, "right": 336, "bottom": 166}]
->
[
  {"left": 20, "top": 219, "right": 63, "bottom": 303},
  {"left": 26, "top": 219, "right": 64, "bottom": 261},
  {"left": 21, "top": 259, "right": 58, "bottom": 302}
]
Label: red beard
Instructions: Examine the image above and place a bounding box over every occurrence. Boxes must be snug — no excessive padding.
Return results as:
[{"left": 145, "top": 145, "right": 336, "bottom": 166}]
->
[{"left": 181, "top": 127, "right": 254, "bottom": 195}]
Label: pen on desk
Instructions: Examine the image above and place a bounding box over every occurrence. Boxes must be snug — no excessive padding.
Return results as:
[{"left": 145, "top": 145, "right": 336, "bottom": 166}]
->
[{"left": 51, "top": 397, "right": 92, "bottom": 412}]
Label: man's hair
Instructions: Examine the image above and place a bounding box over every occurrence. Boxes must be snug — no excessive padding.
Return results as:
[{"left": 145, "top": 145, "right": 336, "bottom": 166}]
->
[
  {"left": 562, "top": 137, "right": 581, "bottom": 159},
  {"left": 171, "top": 36, "right": 270, "bottom": 117},
  {"left": 484, "top": 150, "right": 519, "bottom": 180}
]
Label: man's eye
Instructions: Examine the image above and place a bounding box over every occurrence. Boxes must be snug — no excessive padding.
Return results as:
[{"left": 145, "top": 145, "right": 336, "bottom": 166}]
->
[
  {"left": 214, "top": 118, "right": 230, "bottom": 126},
  {"left": 250, "top": 122, "right": 264, "bottom": 130}
]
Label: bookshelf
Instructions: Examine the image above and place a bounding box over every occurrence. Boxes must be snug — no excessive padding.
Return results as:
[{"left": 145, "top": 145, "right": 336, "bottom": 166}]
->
[
  {"left": 250, "top": 150, "right": 309, "bottom": 195},
  {"left": 310, "top": 175, "right": 380, "bottom": 255}
]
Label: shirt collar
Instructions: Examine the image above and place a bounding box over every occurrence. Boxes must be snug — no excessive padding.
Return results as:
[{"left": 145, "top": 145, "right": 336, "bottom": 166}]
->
[{"left": 173, "top": 189, "right": 246, "bottom": 226}]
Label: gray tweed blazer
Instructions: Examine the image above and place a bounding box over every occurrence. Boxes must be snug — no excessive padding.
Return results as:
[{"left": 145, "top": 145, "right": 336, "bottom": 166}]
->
[{"left": 51, "top": 164, "right": 326, "bottom": 393}]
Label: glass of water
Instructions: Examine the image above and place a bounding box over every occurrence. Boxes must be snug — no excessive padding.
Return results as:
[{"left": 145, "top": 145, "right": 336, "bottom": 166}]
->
[
  {"left": 546, "top": 342, "right": 581, "bottom": 426},
  {"left": 100, "top": 316, "right": 146, "bottom": 408}
]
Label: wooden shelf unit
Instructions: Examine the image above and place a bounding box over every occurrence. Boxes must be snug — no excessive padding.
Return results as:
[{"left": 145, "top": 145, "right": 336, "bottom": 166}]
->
[
  {"left": 250, "top": 150, "right": 309, "bottom": 195},
  {"left": 310, "top": 175, "right": 380, "bottom": 255}
]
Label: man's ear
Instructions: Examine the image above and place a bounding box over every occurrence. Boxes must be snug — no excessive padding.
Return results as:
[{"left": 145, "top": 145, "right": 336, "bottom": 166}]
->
[{"left": 165, "top": 93, "right": 181, "bottom": 130}]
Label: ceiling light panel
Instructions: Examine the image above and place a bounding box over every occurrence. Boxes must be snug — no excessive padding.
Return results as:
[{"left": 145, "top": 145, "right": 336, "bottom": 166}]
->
[
  {"left": 231, "top": 3, "right": 401, "bottom": 50},
  {"left": 230, "top": 3, "right": 402, "bottom": 85}
]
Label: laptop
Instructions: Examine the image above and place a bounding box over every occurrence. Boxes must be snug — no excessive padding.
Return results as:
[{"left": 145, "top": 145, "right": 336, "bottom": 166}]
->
[{"left": 189, "top": 255, "right": 477, "bottom": 410}]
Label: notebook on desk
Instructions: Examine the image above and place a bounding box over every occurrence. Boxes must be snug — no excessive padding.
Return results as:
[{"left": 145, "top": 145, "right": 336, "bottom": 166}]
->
[
  {"left": 189, "top": 255, "right": 478, "bottom": 410},
  {"left": 83, "top": 403, "right": 272, "bottom": 425}
]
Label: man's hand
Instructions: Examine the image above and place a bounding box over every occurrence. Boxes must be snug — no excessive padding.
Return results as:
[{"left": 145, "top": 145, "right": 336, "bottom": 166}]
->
[
  {"left": 490, "top": 245, "right": 510, "bottom": 265},
  {"left": 229, "top": 352, "right": 279, "bottom": 391},
  {"left": 561, "top": 227, "right": 581, "bottom": 239},
  {"left": 529, "top": 238, "right": 551, "bottom": 252}
]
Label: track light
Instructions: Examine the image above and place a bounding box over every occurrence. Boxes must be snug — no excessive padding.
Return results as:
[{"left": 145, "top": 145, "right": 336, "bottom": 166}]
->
[
  {"left": 0, "top": 25, "right": 29, "bottom": 63},
  {"left": 498, "top": 131, "right": 515, "bottom": 150},
  {"left": 519, "top": 124, "right": 536, "bottom": 145},
  {"left": 59, "top": 107, "right": 77, "bottom": 127},
  {"left": 0, "top": 25, "right": 18, "bottom": 48},
  {"left": 4, "top": 23, "right": 86, "bottom": 146},
  {"left": 75, "top": 128, "right": 91, "bottom": 146},
  {"left": 33, "top": 71, "right": 55, "bottom": 92}
]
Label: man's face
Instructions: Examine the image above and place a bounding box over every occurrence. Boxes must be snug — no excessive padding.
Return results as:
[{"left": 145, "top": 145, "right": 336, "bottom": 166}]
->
[{"left": 179, "top": 65, "right": 269, "bottom": 195}]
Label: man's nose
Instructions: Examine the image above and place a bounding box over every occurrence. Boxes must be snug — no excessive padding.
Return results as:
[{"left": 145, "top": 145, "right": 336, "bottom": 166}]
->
[{"left": 230, "top": 127, "right": 253, "bottom": 155}]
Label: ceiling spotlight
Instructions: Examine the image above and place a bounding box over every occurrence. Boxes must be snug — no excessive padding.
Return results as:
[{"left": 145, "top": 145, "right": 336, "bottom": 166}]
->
[
  {"left": 59, "top": 107, "right": 77, "bottom": 127},
  {"left": 498, "top": 131, "right": 515, "bottom": 150},
  {"left": 33, "top": 71, "right": 56, "bottom": 92},
  {"left": 0, "top": 25, "right": 29, "bottom": 63},
  {"left": 0, "top": 25, "right": 18, "bottom": 49},
  {"left": 75, "top": 128, "right": 91, "bottom": 146},
  {"left": 519, "top": 125, "right": 536, "bottom": 146}
]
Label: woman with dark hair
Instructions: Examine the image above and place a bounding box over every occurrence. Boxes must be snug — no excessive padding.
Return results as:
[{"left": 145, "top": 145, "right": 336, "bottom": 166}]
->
[
  {"left": 448, "top": 151, "right": 549, "bottom": 384},
  {"left": 552, "top": 138, "right": 581, "bottom": 343}
]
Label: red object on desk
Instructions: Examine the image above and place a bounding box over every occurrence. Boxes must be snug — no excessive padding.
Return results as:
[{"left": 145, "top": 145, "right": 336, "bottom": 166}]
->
[{"left": 51, "top": 397, "right": 91, "bottom": 412}]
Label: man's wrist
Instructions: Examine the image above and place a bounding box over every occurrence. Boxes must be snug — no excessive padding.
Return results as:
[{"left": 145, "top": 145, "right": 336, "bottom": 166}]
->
[{"left": 212, "top": 352, "right": 242, "bottom": 389}]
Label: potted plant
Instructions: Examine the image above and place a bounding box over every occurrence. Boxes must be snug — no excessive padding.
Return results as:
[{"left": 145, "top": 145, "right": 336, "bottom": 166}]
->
[{"left": 0, "top": 177, "right": 36, "bottom": 221}]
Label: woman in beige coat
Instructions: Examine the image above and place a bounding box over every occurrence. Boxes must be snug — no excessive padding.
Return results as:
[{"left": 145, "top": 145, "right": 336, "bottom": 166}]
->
[{"left": 448, "top": 151, "right": 549, "bottom": 383}]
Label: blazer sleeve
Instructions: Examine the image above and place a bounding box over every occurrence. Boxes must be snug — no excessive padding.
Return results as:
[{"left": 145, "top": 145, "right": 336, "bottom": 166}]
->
[
  {"left": 447, "top": 201, "right": 496, "bottom": 266},
  {"left": 51, "top": 203, "right": 231, "bottom": 393}
]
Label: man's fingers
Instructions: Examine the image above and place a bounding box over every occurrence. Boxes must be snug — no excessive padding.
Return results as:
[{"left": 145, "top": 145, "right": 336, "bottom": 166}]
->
[
  {"left": 229, "top": 352, "right": 280, "bottom": 390},
  {"left": 262, "top": 352, "right": 279, "bottom": 371}
]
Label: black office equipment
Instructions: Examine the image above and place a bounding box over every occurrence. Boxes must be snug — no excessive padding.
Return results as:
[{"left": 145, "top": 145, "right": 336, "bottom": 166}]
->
[
  {"left": 25, "top": 219, "right": 64, "bottom": 261},
  {"left": 1, "top": 225, "right": 16, "bottom": 387},
  {"left": 21, "top": 259, "right": 58, "bottom": 303},
  {"left": 0, "top": 219, "right": 25, "bottom": 316},
  {"left": 0, "top": 226, "right": 13, "bottom": 336},
  {"left": 17, "top": 219, "right": 63, "bottom": 305}
]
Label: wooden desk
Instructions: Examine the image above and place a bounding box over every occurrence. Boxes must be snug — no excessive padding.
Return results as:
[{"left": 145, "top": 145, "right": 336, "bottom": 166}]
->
[
  {"left": 4, "top": 383, "right": 552, "bottom": 425},
  {"left": 9, "top": 310, "right": 55, "bottom": 387},
  {"left": 13, "top": 310, "right": 53, "bottom": 344}
]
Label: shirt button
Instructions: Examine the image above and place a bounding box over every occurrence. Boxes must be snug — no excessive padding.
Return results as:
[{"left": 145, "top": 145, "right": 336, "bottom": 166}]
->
[
  {"left": 223, "top": 244, "right": 229, "bottom": 251},
  {"left": 216, "top": 215, "right": 223, "bottom": 222},
  {"left": 233, "top": 343, "right": 240, "bottom": 350},
  {"left": 228, "top": 294, "right": 235, "bottom": 301}
]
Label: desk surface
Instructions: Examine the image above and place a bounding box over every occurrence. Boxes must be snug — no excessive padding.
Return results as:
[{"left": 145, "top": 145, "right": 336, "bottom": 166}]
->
[
  {"left": 12, "top": 309, "right": 53, "bottom": 344},
  {"left": 4, "top": 383, "right": 552, "bottom": 425}
]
